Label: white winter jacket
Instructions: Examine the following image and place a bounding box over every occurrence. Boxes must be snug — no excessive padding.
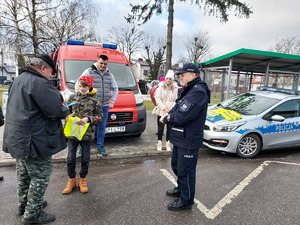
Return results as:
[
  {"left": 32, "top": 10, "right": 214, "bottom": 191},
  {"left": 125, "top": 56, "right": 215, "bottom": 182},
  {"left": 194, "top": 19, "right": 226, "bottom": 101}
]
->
[{"left": 152, "top": 81, "right": 178, "bottom": 116}]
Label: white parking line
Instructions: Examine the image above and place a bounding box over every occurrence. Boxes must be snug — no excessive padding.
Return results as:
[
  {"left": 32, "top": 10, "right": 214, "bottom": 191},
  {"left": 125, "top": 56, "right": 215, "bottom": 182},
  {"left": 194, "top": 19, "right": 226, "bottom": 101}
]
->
[{"left": 160, "top": 160, "right": 300, "bottom": 219}]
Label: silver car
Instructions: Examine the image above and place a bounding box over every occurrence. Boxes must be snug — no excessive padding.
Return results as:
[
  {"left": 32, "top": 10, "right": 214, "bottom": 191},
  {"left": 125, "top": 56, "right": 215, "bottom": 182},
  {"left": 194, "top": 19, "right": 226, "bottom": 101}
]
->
[{"left": 203, "top": 87, "right": 300, "bottom": 158}]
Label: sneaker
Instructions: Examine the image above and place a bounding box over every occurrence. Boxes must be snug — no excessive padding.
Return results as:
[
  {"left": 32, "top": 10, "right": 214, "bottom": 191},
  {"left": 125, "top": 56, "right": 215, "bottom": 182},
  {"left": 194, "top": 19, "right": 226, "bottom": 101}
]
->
[
  {"left": 157, "top": 140, "right": 162, "bottom": 151},
  {"left": 97, "top": 147, "right": 108, "bottom": 156},
  {"left": 166, "top": 141, "right": 171, "bottom": 151},
  {"left": 77, "top": 148, "right": 82, "bottom": 157},
  {"left": 18, "top": 201, "right": 48, "bottom": 216},
  {"left": 22, "top": 210, "right": 55, "bottom": 224}
]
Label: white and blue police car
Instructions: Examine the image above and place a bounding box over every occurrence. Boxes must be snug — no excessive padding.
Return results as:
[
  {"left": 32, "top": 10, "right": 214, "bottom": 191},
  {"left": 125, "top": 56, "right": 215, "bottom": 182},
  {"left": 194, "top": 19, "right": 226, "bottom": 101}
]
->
[{"left": 203, "top": 86, "right": 300, "bottom": 158}]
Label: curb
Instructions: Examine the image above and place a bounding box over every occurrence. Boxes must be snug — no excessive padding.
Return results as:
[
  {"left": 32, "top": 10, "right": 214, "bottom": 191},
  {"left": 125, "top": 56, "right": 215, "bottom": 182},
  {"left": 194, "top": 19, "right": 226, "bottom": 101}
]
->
[{"left": 0, "top": 151, "right": 171, "bottom": 167}]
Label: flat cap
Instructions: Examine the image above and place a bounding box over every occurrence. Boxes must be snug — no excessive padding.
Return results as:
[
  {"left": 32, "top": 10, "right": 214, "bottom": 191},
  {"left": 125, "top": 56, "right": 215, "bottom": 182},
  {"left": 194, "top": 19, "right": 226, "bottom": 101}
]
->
[{"left": 36, "top": 54, "right": 56, "bottom": 73}]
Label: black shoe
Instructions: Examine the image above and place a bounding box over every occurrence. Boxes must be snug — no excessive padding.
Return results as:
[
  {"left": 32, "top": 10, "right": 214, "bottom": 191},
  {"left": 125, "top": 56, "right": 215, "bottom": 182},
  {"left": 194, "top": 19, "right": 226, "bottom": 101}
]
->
[
  {"left": 0, "top": 176, "right": 3, "bottom": 181},
  {"left": 168, "top": 199, "right": 193, "bottom": 211},
  {"left": 22, "top": 210, "right": 55, "bottom": 224},
  {"left": 18, "top": 201, "right": 47, "bottom": 216},
  {"left": 166, "top": 187, "right": 181, "bottom": 197}
]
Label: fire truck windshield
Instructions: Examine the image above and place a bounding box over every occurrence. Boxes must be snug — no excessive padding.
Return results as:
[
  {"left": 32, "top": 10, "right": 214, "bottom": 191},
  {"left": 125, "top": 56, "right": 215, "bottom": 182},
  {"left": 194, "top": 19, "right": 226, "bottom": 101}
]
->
[{"left": 64, "top": 60, "right": 138, "bottom": 91}]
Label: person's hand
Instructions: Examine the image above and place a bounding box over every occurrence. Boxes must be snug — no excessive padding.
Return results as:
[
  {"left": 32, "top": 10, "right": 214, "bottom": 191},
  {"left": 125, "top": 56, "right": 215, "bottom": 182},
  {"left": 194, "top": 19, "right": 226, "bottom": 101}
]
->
[
  {"left": 109, "top": 102, "right": 114, "bottom": 109},
  {"left": 77, "top": 117, "right": 88, "bottom": 125},
  {"left": 163, "top": 108, "right": 169, "bottom": 114},
  {"left": 66, "top": 112, "right": 75, "bottom": 121},
  {"left": 160, "top": 114, "right": 166, "bottom": 124}
]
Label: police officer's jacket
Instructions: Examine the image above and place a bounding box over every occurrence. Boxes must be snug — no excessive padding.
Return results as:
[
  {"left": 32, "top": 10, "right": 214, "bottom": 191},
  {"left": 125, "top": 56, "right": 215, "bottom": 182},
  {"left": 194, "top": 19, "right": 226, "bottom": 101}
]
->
[
  {"left": 163, "top": 77, "right": 210, "bottom": 149},
  {"left": 3, "top": 66, "right": 69, "bottom": 159}
]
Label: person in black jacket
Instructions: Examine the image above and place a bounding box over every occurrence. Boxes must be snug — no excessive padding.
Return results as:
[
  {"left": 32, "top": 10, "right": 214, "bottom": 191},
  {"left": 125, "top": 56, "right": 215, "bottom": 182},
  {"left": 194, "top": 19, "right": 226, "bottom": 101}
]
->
[
  {"left": 3, "top": 55, "right": 69, "bottom": 224},
  {"left": 160, "top": 63, "right": 210, "bottom": 211}
]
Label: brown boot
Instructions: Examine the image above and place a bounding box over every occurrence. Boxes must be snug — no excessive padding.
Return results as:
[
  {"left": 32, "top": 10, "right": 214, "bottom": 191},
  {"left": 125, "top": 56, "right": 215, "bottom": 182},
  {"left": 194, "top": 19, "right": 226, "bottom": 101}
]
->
[
  {"left": 62, "top": 178, "right": 77, "bottom": 195},
  {"left": 78, "top": 177, "right": 88, "bottom": 193}
]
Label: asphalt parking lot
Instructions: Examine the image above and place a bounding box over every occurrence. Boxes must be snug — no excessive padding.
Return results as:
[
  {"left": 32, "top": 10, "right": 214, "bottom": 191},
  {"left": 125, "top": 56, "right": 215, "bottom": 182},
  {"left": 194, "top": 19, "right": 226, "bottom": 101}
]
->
[{"left": 1, "top": 148, "right": 300, "bottom": 225}]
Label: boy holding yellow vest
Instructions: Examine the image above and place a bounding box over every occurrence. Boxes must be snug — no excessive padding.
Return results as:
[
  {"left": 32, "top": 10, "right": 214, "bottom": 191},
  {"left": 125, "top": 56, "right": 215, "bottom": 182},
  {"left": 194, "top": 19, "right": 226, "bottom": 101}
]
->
[{"left": 63, "top": 76, "right": 103, "bottom": 194}]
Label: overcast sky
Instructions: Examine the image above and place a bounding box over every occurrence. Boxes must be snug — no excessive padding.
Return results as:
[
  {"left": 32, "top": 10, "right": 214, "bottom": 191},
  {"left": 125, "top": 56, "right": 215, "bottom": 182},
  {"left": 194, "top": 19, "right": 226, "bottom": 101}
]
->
[{"left": 96, "top": 0, "right": 300, "bottom": 63}]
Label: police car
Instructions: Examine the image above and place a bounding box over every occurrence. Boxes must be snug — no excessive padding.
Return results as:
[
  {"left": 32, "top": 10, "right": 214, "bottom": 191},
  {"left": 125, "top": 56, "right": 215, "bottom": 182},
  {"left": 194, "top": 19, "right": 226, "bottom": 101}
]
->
[{"left": 203, "top": 87, "right": 300, "bottom": 158}]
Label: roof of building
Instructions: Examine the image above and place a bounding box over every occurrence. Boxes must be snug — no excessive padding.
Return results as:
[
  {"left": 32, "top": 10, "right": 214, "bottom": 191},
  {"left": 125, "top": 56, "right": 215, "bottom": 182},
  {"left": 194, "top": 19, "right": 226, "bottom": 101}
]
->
[
  {"left": 201, "top": 48, "right": 300, "bottom": 74},
  {"left": 0, "top": 65, "right": 16, "bottom": 74}
]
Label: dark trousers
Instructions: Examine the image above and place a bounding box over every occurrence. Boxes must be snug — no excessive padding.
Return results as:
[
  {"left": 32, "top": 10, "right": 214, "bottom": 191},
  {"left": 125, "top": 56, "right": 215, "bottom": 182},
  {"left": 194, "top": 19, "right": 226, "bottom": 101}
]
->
[
  {"left": 157, "top": 116, "right": 171, "bottom": 141},
  {"left": 67, "top": 139, "right": 91, "bottom": 178},
  {"left": 171, "top": 145, "right": 199, "bottom": 206}
]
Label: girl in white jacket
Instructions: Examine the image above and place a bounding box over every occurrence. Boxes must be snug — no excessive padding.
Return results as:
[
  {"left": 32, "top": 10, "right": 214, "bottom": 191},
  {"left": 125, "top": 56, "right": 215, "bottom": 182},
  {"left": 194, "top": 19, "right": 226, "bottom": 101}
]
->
[{"left": 152, "top": 70, "right": 178, "bottom": 151}]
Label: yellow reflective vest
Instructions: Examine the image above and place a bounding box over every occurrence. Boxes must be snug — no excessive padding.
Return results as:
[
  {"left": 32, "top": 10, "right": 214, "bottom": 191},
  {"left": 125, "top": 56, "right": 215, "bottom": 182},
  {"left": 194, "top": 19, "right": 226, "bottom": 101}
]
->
[{"left": 64, "top": 116, "right": 90, "bottom": 141}]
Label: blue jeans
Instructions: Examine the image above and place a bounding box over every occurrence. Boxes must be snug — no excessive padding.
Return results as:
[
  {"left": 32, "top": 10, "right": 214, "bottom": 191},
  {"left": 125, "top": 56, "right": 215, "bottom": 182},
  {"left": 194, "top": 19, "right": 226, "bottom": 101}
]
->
[
  {"left": 67, "top": 139, "right": 91, "bottom": 178},
  {"left": 171, "top": 145, "right": 199, "bottom": 206},
  {"left": 97, "top": 106, "right": 109, "bottom": 148}
]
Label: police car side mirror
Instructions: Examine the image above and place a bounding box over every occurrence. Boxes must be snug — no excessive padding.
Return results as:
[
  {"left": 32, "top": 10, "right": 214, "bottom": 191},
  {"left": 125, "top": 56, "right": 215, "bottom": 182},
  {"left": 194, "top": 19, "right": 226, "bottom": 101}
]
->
[{"left": 271, "top": 115, "right": 285, "bottom": 122}]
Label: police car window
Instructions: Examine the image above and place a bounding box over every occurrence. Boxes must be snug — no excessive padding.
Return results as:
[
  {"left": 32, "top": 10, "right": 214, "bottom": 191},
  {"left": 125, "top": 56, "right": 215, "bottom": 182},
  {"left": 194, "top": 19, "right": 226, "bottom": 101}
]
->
[
  {"left": 220, "top": 93, "right": 280, "bottom": 115},
  {"left": 269, "top": 100, "right": 299, "bottom": 119}
]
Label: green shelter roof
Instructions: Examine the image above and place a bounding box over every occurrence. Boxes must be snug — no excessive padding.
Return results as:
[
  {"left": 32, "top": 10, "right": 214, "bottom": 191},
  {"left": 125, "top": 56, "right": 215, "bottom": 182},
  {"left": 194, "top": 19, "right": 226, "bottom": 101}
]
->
[{"left": 202, "top": 48, "right": 300, "bottom": 73}]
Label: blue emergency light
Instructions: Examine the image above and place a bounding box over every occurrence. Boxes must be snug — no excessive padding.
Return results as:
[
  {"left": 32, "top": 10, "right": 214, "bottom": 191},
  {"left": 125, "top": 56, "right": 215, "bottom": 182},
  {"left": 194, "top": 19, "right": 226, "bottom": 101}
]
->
[{"left": 66, "top": 40, "right": 117, "bottom": 49}]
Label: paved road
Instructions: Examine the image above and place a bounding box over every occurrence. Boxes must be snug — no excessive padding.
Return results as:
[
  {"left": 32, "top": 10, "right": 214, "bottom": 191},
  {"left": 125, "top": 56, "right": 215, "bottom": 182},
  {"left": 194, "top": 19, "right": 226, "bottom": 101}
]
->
[{"left": 1, "top": 148, "right": 300, "bottom": 225}]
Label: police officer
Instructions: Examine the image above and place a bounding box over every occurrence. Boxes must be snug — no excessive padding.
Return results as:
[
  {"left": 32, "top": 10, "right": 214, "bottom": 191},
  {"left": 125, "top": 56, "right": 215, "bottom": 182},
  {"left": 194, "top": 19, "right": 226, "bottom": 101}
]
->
[{"left": 160, "top": 63, "right": 210, "bottom": 211}]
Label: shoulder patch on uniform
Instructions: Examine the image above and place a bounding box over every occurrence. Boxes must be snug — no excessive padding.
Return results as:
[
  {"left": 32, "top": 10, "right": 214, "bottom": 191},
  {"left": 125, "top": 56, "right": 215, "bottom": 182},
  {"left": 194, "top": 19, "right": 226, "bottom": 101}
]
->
[{"left": 180, "top": 100, "right": 192, "bottom": 112}]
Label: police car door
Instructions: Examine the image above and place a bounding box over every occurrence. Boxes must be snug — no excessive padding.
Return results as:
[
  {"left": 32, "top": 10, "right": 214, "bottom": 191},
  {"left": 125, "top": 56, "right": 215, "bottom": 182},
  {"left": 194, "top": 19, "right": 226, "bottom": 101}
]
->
[{"left": 263, "top": 99, "right": 300, "bottom": 148}]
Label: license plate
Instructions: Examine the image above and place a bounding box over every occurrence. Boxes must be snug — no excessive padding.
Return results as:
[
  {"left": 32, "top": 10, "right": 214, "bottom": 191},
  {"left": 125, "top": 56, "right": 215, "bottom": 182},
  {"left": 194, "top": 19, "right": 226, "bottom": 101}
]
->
[{"left": 105, "top": 126, "right": 125, "bottom": 133}]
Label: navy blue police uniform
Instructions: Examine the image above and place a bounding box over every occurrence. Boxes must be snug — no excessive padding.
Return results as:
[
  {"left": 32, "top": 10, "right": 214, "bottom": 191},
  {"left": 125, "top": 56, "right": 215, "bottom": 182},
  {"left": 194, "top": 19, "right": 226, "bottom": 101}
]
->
[{"left": 163, "top": 75, "right": 210, "bottom": 209}]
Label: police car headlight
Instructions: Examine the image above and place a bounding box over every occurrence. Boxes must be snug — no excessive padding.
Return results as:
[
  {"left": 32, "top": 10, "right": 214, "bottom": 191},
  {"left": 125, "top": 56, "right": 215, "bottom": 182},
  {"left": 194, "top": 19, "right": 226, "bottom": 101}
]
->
[
  {"left": 213, "top": 122, "right": 246, "bottom": 132},
  {"left": 135, "top": 90, "right": 144, "bottom": 105}
]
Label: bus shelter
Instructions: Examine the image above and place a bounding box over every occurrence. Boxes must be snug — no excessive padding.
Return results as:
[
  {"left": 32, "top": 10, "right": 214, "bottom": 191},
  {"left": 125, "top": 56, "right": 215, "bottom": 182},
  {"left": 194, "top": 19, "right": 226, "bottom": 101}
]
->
[{"left": 200, "top": 49, "right": 300, "bottom": 102}]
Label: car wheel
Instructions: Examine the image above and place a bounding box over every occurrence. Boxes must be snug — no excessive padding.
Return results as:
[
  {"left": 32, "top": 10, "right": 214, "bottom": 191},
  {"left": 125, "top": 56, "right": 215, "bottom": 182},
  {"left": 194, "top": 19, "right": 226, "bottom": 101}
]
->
[{"left": 236, "top": 134, "right": 261, "bottom": 158}]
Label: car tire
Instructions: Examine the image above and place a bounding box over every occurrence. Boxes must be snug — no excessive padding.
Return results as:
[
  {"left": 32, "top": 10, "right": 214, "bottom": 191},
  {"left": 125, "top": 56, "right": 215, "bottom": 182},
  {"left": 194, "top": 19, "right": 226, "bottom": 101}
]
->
[{"left": 236, "top": 133, "right": 261, "bottom": 158}]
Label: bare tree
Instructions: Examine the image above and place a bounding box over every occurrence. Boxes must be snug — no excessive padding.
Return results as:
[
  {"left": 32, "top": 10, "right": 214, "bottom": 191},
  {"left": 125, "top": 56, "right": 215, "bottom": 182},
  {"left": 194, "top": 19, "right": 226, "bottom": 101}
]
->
[
  {"left": 21, "top": 0, "right": 61, "bottom": 56},
  {"left": 105, "top": 23, "right": 146, "bottom": 63},
  {"left": 126, "top": 0, "right": 252, "bottom": 74},
  {"left": 40, "top": 0, "right": 99, "bottom": 53},
  {"left": 268, "top": 36, "right": 300, "bottom": 55},
  {"left": 143, "top": 35, "right": 166, "bottom": 81},
  {"left": 0, "top": 0, "right": 30, "bottom": 67},
  {"left": 184, "top": 30, "right": 212, "bottom": 63},
  {"left": 0, "top": 0, "right": 99, "bottom": 67}
]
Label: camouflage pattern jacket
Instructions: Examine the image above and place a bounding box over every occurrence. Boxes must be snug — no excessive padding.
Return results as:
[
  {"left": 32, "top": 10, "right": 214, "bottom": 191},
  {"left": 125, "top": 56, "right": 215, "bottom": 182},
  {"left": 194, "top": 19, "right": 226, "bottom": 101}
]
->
[{"left": 66, "top": 88, "right": 103, "bottom": 141}]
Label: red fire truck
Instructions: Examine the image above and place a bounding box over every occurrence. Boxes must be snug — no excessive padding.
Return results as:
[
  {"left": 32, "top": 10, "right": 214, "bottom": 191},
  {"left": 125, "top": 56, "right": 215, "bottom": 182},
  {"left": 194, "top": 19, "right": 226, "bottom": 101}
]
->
[{"left": 50, "top": 40, "right": 146, "bottom": 137}]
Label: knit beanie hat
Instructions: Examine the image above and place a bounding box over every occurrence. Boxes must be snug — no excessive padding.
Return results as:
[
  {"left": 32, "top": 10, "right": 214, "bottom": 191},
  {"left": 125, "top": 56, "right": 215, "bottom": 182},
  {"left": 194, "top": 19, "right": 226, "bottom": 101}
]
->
[
  {"left": 79, "top": 75, "right": 94, "bottom": 89},
  {"left": 165, "top": 70, "right": 175, "bottom": 80},
  {"left": 159, "top": 77, "right": 165, "bottom": 82}
]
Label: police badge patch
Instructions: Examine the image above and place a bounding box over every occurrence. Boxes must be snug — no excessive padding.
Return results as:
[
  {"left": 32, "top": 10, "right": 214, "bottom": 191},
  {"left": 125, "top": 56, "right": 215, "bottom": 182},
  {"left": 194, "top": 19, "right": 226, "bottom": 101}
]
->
[{"left": 180, "top": 100, "right": 192, "bottom": 112}]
